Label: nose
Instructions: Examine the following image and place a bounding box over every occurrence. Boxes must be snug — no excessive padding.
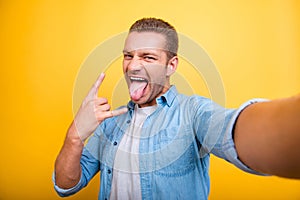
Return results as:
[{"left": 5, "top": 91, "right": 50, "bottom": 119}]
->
[{"left": 126, "top": 56, "right": 144, "bottom": 72}]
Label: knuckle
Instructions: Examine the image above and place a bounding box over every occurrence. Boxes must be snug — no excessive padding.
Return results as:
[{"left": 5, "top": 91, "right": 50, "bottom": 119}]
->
[
  {"left": 95, "top": 113, "right": 104, "bottom": 122},
  {"left": 95, "top": 111, "right": 109, "bottom": 122},
  {"left": 101, "top": 103, "right": 110, "bottom": 111},
  {"left": 96, "top": 97, "right": 108, "bottom": 105},
  {"left": 101, "top": 97, "right": 108, "bottom": 103}
]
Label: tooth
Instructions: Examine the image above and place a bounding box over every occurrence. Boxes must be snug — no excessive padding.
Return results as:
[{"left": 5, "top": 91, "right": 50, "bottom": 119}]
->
[{"left": 130, "top": 77, "right": 145, "bottom": 81}]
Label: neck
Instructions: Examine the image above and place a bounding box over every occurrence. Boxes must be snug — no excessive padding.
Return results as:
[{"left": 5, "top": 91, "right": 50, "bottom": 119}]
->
[{"left": 138, "top": 84, "right": 171, "bottom": 108}]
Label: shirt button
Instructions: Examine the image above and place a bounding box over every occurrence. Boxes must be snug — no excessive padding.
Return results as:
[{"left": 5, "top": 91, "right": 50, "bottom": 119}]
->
[
  {"left": 113, "top": 141, "right": 118, "bottom": 146},
  {"left": 126, "top": 120, "right": 131, "bottom": 124},
  {"left": 107, "top": 169, "right": 111, "bottom": 174}
]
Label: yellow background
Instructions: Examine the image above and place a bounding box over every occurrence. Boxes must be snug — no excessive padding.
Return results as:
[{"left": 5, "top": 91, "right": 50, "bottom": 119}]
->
[{"left": 1, "top": 1, "right": 300, "bottom": 199}]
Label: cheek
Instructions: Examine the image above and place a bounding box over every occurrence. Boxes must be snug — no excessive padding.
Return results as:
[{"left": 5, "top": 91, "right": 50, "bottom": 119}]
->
[
  {"left": 125, "top": 77, "right": 130, "bottom": 88},
  {"left": 145, "top": 64, "right": 167, "bottom": 82},
  {"left": 145, "top": 64, "right": 166, "bottom": 78},
  {"left": 122, "top": 60, "right": 128, "bottom": 73}
]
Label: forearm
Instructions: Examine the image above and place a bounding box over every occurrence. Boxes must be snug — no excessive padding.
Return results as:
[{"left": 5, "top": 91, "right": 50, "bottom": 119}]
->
[
  {"left": 55, "top": 121, "right": 84, "bottom": 189},
  {"left": 234, "top": 94, "right": 300, "bottom": 178}
]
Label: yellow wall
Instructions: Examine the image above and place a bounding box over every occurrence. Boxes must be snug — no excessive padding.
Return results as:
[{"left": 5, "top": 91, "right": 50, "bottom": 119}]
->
[{"left": 1, "top": 1, "right": 300, "bottom": 199}]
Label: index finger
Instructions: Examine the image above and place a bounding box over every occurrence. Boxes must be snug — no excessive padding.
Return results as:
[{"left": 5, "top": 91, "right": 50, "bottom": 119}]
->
[{"left": 87, "top": 72, "right": 105, "bottom": 98}]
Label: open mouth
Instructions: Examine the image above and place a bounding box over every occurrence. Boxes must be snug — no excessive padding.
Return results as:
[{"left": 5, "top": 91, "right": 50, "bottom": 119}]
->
[
  {"left": 129, "top": 76, "right": 149, "bottom": 101},
  {"left": 130, "top": 77, "right": 148, "bottom": 82}
]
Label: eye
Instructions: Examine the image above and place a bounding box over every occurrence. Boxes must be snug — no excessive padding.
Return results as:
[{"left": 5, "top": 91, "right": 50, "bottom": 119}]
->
[
  {"left": 144, "top": 55, "right": 156, "bottom": 61},
  {"left": 123, "top": 54, "right": 133, "bottom": 60}
]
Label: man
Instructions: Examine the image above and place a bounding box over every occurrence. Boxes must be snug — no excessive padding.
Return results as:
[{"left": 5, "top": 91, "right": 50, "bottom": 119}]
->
[{"left": 53, "top": 18, "right": 300, "bottom": 199}]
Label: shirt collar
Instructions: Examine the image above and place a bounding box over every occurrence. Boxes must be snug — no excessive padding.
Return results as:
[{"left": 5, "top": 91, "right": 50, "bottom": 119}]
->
[
  {"left": 127, "top": 85, "right": 178, "bottom": 110},
  {"left": 156, "top": 85, "right": 178, "bottom": 107}
]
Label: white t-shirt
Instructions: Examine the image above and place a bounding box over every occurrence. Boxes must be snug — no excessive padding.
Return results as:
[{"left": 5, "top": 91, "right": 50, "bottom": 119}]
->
[{"left": 110, "top": 105, "right": 157, "bottom": 200}]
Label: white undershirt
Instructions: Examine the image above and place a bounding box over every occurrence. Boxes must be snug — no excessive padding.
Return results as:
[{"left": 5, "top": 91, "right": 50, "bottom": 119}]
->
[{"left": 110, "top": 105, "right": 157, "bottom": 200}]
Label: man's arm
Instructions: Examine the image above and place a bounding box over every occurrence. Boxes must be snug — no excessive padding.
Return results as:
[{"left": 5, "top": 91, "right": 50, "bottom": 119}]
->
[
  {"left": 234, "top": 94, "right": 300, "bottom": 178},
  {"left": 54, "top": 73, "right": 127, "bottom": 190},
  {"left": 55, "top": 122, "right": 84, "bottom": 189}
]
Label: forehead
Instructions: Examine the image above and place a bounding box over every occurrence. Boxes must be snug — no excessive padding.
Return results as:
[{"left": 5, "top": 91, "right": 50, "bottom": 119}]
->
[{"left": 123, "top": 31, "right": 167, "bottom": 52}]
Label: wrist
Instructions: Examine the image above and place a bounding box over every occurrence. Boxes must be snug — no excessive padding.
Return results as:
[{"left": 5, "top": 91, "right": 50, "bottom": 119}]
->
[{"left": 66, "top": 122, "right": 84, "bottom": 147}]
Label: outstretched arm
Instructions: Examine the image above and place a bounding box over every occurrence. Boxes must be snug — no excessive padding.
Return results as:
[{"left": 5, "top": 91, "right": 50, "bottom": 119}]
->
[
  {"left": 54, "top": 73, "right": 127, "bottom": 189},
  {"left": 234, "top": 94, "right": 300, "bottom": 178}
]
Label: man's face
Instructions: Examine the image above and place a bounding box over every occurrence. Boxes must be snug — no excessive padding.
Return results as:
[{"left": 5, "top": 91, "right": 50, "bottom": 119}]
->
[{"left": 123, "top": 31, "right": 176, "bottom": 107}]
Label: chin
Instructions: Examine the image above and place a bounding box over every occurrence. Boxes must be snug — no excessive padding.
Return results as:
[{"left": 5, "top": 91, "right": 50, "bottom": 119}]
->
[
  {"left": 132, "top": 97, "right": 156, "bottom": 107},
  {"left": 131, "top": 98, "right": 147, "bottom": 105}
]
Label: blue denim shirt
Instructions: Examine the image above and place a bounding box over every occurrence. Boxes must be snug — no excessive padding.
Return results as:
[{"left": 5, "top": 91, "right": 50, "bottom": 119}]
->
[{"left": 53, "top": 86, "right": 265, "bottom": 199}]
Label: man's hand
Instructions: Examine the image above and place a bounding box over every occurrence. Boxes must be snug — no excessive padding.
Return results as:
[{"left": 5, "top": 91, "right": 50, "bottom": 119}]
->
[
  {"left": 55, "top": 72, "right": 128, "bottom": 189},
  {"left": 72, "top": 73, "right": 128, "bottom": 141}
]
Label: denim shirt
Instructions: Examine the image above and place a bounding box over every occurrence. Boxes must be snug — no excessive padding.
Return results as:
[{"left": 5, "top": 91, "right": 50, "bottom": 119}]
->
[{"left": 53, "top": 86, "right": 265, "bottom": 200}]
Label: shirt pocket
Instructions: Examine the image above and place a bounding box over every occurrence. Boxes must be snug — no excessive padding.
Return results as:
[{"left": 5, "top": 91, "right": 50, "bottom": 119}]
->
[{"left": 152, "top": 125, "right": 197, "bottom": 177}]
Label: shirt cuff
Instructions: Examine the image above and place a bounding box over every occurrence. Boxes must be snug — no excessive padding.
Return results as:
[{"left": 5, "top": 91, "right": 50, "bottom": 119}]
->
[
  {"left": 223, "top": 98, "right": 270, "bottom": 175},
  {"left": 52, "top": 171, "right": 83, "bottom": 197}
]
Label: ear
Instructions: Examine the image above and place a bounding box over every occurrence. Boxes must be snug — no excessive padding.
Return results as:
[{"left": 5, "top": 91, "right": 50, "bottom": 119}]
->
[{"left": 166, "top": 56, "right": 178, "bottom": 76}]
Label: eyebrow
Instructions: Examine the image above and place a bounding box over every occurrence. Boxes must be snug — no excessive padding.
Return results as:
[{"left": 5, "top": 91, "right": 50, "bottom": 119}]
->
[
  {"left": 122, "top": 49, "right": 161, "bottom": 55},
  {"left": 122, "top": 50, "right": 130, "bottom": 54}
]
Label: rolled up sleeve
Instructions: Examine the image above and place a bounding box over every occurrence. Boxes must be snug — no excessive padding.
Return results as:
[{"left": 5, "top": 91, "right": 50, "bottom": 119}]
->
[
  {"left": 222, "top": 99, "right": 270, "bottom": 174},
  {"left": 52, "top": 172, "right": 85, "bottom": 197},
  {"left": 52, "top": 147, "right": 100, "bottom": 197},
  {"left": 195, "top": 97, "right": 268, "bottom": 175}
]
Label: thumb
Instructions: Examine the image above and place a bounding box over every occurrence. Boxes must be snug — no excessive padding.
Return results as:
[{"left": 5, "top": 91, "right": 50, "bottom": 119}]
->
[{"left": 111, "top": 107, "right": 128, "bottom": 117}]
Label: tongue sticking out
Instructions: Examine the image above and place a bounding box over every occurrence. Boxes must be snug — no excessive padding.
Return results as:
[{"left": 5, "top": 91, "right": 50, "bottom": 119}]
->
[{"left": 129, "top": 81, "right": 148, "bottom": 101}]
